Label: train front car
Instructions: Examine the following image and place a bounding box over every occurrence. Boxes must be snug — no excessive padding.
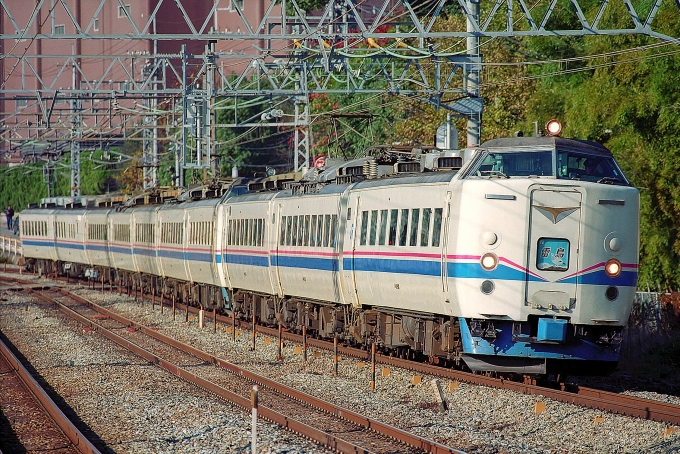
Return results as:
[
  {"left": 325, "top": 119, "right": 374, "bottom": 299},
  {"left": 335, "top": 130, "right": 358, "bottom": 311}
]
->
[{"left": 453, "top": 136, "right": 639, "bottom": 375}]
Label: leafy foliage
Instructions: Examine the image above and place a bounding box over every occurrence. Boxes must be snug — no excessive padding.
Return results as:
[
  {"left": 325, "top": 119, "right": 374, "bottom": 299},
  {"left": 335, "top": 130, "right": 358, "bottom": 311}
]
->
[
  {"left": 0, "top": 150, "right": 119, "bottom": 212},
  {"left": 521, "top": 2, "right": 680, "bottom": 290}
]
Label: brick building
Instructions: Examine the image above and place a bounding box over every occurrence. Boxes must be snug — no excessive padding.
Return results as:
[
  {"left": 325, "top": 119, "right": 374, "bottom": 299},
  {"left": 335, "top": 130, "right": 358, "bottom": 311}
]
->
[{"left": 0, "top": 0, "right": 277, "bottom": 161}]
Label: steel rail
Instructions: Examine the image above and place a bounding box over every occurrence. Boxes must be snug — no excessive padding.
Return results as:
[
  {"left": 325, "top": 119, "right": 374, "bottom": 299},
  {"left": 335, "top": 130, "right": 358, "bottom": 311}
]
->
[
  {"left": 29, "top": 287, "right": 464, "bottom": 454},
  {"left": 5, "top": 274, "right": 680, "bottom": 427},
  {"left": 0, "top": 335, "right": 101, "bottom": 454}
]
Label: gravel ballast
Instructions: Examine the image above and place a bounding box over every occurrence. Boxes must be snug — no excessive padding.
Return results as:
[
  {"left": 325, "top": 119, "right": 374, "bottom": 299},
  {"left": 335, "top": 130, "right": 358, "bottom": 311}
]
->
[{"left": 1, "top": 272, "right": 680, "bottom": 453}]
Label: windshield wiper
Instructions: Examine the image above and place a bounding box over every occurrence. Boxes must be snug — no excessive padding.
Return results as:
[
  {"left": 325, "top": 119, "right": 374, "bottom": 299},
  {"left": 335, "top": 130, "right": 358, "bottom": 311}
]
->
[
  {"left": 596, "top": 177, "right": 621, "bottom": 184},
  {"left": 479, "top": 170, "right": 510, "bottom": 179}
]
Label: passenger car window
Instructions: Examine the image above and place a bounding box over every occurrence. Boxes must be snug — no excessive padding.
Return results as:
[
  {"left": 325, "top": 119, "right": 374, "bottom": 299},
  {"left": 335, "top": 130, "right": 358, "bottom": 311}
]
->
[
  {"left": 388, "top": 209, "right": 398, "bottom": 245},
  {"left": 420, "top": 208, "right": 431, "bottom": 247},
  {"left": 360, "top": 211, "right": 369, "bottom": 246},
  {"left": 369, "top": 210, "right": 378, "bottom": 245},
  {"left": 378, "top": 210, "right": 388, "bottom": 246},
  {"left": 432, "top": 208, "right": 443, "bottom": 247},
  {"left": 398, "top": 209, "right": 408, "bottom": 246},
  {"left": 409, "top": 209, "right": 420, "bottom": 246}
]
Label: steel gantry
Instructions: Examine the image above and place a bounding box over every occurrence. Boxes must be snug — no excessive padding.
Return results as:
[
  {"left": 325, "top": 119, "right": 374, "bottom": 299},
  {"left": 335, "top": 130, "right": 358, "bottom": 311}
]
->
[{"left": 1, "top": 0, "right": 678, "bottom": 189}]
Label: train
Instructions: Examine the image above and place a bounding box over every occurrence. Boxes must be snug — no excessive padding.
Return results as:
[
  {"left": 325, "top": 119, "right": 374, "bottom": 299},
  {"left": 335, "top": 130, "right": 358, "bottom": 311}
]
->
[{"left": 19, "top": 123, "right": 639, "bottom": 375}]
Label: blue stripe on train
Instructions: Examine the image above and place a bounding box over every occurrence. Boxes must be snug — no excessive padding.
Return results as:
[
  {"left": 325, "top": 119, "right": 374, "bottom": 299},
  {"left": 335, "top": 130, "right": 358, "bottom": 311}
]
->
[{"left": 274, "top": 254, "right": 339, "bottom": 271}]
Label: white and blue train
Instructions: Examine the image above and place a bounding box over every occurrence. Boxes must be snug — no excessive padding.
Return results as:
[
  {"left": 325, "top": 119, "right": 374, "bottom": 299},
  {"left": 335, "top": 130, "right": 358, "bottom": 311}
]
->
[{"left": 20, "top": 127, "right": 639, "bottom": 374}]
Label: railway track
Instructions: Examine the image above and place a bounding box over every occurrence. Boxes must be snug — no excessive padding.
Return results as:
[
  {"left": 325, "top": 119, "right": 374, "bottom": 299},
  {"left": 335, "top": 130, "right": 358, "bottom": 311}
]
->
[
  {"left": 0, "top": 333, "right": 100, "bottom": 454},
  {"left": 2, "top": 271, "right": 679, "bottom": 436},
  {"left": 9, "top": 278, "right": 462, "bottom": 454}
]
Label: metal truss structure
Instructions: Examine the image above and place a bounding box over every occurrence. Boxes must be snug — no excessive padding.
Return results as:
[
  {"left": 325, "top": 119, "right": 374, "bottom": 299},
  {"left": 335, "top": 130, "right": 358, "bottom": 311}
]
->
[{"left": 1, "top": 0, "right": 678, "bottom": 192}]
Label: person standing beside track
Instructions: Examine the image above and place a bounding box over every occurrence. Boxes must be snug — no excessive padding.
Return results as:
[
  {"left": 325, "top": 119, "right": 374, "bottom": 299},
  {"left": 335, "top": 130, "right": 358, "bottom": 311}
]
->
[{"left": 4, "top": 205, "right": 14, "bottom": 230}]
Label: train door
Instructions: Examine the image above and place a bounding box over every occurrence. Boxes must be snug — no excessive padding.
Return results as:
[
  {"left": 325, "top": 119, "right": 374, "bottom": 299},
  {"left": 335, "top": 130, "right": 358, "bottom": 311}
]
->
[
  {"left": 526, "top": 187, "right": 582, "bottom": 309},
  {"left": 440, "top": 191, "right": 452, "bottom": 292},
  {"left": 340, "top": 195, "right": 360, "bottom": 307},
  {"left": 269, "top": 203, "right": 284, "bottom": 297}
]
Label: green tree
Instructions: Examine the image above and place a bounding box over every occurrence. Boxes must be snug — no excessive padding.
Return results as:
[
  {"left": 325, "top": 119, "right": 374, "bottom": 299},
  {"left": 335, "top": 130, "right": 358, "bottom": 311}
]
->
[{"left": 522, "top": 2, "right": 680, "bottom": 290}]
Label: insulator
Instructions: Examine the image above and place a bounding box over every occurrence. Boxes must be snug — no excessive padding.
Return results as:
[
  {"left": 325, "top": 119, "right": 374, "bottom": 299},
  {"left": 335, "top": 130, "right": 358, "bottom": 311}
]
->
[{"left": 369, "top": 159, "right": 378, "bottom": 179}]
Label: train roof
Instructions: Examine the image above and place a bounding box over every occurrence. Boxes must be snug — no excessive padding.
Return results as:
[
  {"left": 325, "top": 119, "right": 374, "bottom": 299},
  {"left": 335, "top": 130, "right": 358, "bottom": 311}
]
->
[
  {"left": 481, "top": 136, "right": 612, "bottom": 155},
  {"left": 351, "top": 171, "right": 457, "bottom": 190}
]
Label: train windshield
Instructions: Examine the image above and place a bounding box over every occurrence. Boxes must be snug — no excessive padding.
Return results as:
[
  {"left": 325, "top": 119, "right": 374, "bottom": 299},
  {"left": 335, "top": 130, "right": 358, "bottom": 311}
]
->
[
  {"left": 464, "top": 148, "right": 630, "bottom": 185},
  {"left": 466, "top": 150, "right": 553, "bottom": 178},
  {"left": 556, "top": 151, "right": 629, "bottom": 185}
]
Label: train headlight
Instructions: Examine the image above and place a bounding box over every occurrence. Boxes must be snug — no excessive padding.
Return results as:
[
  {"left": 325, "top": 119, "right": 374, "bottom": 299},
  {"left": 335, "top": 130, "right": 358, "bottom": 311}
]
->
[
  {"left": 481, "top": 253, "right": 498, "bottom": 271},
  {"left": 545, "top": 119, "right": 562, "bottom": 136},
  {"left": 605, "top": 259, "right": 621, "bottom": 278}
]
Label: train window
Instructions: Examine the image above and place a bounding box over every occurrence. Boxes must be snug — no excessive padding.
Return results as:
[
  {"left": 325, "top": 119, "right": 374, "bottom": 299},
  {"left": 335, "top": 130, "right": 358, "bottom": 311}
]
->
[
  {"left": 253, "top": 219, "right": 258, "bottom": 246},
  {"left": 88, "top": 224, "right": 107, "bottom": 241},
  {"left": 536, "top": 238, "right": 570, "bottom": 271},
  {"left": 347, "top": 207, "right": 352, "bottom": 220},
  {"left": 432, "top": 208, "right": 443, "bottom": 247},
  {"left": 360, "top": 211, "right": 369, "bottom": 246},
  {"left": 237, "top": 219, "right": 242, "bottom": 246},
  {"left": 420, "top": 208, "right": 432, "bottom": 247},
  {"left": 253, "top": 219, "right": 259, "bottom": 246},
  {"left": 557, "top": 151, "right": 628, "bottom": 184},
  {"left": 317, "top": 215, "right": 324, "bottom": 247},
  {"left": 292, "top": 216, "right": 299, "bottom": 246},
  {"left": 388, "top": 209, "right": 398, "bottom": 245},
  {"left": 162, "top": 223, "right": 172, "bottom": 244},
  {"left": 409, "top": 209, "right": 420, "bottom": 246},
  {"left": 378, "top": 210, "right": 388, "bottom": 245},
  {"left": 369, "top": 210, "right": 378, "bottom": 245},
  {"left": 323, "top": 215, "right": 331, "bottom": 247},
  {"left": 286, "top": 216, "right": 293, "bottom": 246},
  {"left": 469, "top": 150, "right": 553, "bottom": 177},
  {"left": 114, "top": 224, "right": 130, "bottom": 242},
  {"left": 279, "top": 217, "right": 284, "bottom": 246},
  {"left": 136, "top": 223, "right": 155, "bottom": 243},
  {"left": 398, "top": 209, "right": 408, "bottom": 246},
  {"left": 259, "top": 219, "right": 264, "bottom": 246},
  {"left": 310, "top": 215, "right": 318, "bottom": 246},
  {"left": 297, "top": 216, "right": 305, "bottom": 246},
  {"left": 331, "top": 215, "right": 338, "bottom": 247},
  {"left": 303, "top": 215, "right": 311, "bottom": 246},
  {"left": 299, "top": 216, "right": 305, "bottom": 246}
]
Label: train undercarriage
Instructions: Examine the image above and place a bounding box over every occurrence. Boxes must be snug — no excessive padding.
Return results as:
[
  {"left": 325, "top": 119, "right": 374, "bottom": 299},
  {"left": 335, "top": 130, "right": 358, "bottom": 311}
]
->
[{"left": 27, "top": 258, "right": 464, "bottom": 365}]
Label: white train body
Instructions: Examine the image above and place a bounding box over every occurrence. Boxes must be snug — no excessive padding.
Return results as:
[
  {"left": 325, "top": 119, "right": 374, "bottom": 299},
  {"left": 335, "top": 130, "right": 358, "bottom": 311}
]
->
[{"left": 19, "top": 136, "right": 639, "bottom": 374}]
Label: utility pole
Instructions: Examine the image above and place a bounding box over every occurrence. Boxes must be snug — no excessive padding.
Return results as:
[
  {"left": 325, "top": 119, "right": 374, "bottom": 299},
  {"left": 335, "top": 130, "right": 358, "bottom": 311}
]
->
[
  {"left": 294, "top": 66, "right": 310, "bottom": 172},
  {"left": 466, "top": 0, "right": 481, "bottom": 148},
  {"left": 70, "top": 51, "right": 81, "bottom": 197}
]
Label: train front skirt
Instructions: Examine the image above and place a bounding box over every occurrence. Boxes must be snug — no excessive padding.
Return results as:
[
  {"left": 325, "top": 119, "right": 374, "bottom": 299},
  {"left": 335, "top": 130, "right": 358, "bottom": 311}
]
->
[{"left": 458, "top": 318, "right": 621, "bottom": 375}]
